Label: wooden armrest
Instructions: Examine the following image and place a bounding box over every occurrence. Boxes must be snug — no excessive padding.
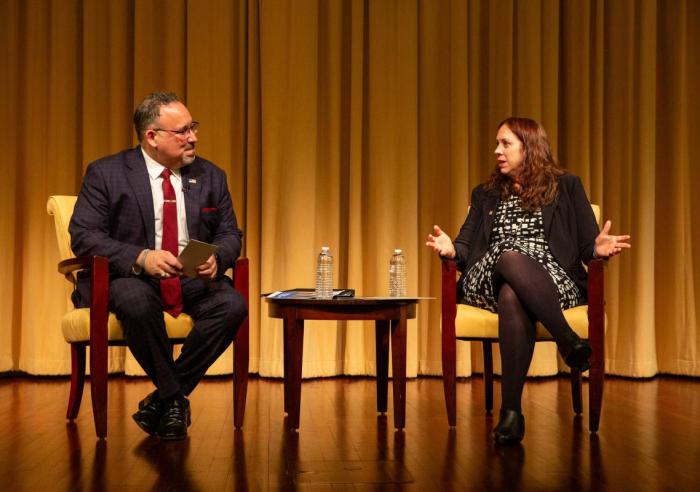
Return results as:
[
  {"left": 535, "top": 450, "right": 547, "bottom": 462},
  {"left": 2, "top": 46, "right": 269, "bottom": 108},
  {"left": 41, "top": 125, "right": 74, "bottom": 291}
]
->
[
  {"left": 441, "top": 259, "right": 458, "bottom": 305},
  {"left": 232, "top": 257, "right": 249, "bottom": 297},
  {"left": 58, "top": 256, "right": 92, "bottom": 273},
  {"left": 440, "top": 260, "right": 458, "bottom": 426},
  {"left": 87, "top": 256, "right": 110, "bottom": 340},
  {"left": 587, "top": 259, "right": 605, "bottom": 311},
  {"left": 231, "top": 257, "right": 250, "bottom": 429},
  {"left": 586, "top": 259, "right": 605, "bottom": 384},
  {"left": 56, "top": 256, "right": 110, "bottom": 380},
  {"left": 57, "top": 255, "right": 110, "bottom": 338},
  {"left": 58, "top": 256, "right": 109, "bottom": 284},
  {"left": 441, "top": 259, "right": 458, "bottom": 339}
]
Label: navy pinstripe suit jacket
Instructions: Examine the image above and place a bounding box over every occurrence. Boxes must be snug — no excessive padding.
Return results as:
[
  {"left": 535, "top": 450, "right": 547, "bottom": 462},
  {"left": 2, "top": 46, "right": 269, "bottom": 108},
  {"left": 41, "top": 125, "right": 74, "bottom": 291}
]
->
[{"left": 69, "top": 146, "right": 242, "bottom": 306}]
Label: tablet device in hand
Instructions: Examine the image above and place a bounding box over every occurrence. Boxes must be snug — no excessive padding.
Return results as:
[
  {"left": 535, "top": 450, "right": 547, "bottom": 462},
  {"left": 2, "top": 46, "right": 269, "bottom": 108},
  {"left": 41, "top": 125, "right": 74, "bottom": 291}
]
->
[{"left": 178, "top": 240, "right": 219, "bottom": 278}]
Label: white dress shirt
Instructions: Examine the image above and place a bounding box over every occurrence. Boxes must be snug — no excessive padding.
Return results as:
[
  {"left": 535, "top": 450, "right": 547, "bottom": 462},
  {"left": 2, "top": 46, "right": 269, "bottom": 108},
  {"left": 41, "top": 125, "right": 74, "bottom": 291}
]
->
[{"left": 141, "top": 148, "right": 190, "bottom": 254}]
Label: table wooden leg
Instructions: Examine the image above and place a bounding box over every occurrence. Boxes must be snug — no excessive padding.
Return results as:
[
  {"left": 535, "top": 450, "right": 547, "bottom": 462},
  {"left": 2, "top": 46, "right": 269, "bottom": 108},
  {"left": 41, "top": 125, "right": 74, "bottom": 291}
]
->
[
  {"left": 283, "top": 320, "right": 289, "bottom": 414},
  {"left": 286, "top": 312, "right": 304, "bottom": 430},
  {"left": 375, "top": 320, "right": 390, "bottom": 413},
  {"left": 390, "top": 307, "right": 408, "bottom": 430}
]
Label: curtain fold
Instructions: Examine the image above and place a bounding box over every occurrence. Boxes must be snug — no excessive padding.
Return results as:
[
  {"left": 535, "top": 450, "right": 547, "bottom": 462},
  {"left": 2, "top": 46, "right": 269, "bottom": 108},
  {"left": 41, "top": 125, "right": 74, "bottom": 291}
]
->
[{"left": 1, "top": 0, "right": 697, "bottom": 379}]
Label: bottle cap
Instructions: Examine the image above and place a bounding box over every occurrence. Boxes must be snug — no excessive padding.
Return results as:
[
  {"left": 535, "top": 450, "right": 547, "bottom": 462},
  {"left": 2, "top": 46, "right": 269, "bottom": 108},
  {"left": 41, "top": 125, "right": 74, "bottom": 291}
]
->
[
  {"left": 394, "top": 249, "right": 402, "bottom": 254},
  {"left": 321, "top": 246, "right": 330, "bottom": 251}
]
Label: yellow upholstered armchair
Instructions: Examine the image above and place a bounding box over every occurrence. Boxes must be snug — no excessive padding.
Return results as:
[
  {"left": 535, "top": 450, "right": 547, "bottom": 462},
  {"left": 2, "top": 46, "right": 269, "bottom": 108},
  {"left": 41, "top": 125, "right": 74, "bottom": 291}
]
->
[
  {"left": 441, "top": 205, "right": 605, "bottom": 432},
  {"left": 47, "top": 195, "right": 250, "bottom": 439}
]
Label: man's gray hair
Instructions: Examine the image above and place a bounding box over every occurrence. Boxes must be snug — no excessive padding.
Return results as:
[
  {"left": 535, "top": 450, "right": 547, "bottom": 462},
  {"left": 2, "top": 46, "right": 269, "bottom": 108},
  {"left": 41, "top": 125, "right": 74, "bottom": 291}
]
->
[{"left": 133, "top": 92, "right": 181, "bottom": 142}]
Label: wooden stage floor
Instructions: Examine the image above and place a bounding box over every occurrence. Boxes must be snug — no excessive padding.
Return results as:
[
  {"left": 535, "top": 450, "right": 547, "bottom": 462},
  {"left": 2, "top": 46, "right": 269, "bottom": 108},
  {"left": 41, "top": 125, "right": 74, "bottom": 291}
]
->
[{"left": 0, "top": 374, "right": 698, "bottom": 491}]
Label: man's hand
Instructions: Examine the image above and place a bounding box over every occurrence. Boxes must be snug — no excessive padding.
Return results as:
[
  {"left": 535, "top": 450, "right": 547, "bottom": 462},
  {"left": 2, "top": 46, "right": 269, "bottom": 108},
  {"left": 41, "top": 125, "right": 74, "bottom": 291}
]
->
[
  {"left": 195, "top": 254, "right": 218, "bottom": 281},
  {"left": 143, "top": 250, "right": 183, "bottom": 278}
]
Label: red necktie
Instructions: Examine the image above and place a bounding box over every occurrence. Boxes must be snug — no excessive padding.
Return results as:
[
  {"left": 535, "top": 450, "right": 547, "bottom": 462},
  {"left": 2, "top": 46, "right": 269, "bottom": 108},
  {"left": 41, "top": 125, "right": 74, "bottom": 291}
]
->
[{"left": 160, "top": 169, "right": 183, "bottom": 317}]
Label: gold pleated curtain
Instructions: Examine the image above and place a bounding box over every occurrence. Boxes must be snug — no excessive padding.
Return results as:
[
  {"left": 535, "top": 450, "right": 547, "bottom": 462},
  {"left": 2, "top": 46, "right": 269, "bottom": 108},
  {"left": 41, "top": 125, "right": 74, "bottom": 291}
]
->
[{"left": 1, "top": 0, "right": 698, "bottom": 379}]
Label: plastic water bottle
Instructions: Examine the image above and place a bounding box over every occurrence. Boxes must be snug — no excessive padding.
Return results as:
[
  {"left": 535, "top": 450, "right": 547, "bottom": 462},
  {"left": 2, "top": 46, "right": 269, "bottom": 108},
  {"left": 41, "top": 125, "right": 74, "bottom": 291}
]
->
[
  {"left": 315, "top": 246, "right": 334, "bottom": 299},
  {"left": 389, "top": 249, "right": 406, "bottom": 297}
]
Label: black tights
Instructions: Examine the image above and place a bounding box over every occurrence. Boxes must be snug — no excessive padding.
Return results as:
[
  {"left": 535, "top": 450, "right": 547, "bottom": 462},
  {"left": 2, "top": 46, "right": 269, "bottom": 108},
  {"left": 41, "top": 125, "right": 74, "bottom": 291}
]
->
[{"left": 494, "top": 251, "right": 579, "bottom": 412}]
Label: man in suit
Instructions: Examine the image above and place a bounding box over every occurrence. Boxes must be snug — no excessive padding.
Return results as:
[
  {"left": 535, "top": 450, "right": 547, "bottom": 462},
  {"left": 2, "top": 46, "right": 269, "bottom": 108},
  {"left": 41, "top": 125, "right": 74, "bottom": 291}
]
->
[{"left": 69, "top": 92, "right": 247, "bottom": 440}]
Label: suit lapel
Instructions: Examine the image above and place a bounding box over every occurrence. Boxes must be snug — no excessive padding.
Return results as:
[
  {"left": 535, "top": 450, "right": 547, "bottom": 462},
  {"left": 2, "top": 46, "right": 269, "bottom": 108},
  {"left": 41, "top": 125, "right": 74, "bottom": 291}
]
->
[
  {"left": 125, "top": 147, "right": 156, "bottom": 249},
  {"left": 181, "top": 161, "right": 202, "bottom": 240}
]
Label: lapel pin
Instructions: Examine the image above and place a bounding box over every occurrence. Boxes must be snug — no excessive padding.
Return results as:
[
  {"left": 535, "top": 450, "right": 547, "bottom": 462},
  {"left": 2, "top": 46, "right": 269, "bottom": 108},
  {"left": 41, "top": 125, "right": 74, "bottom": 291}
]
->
[{"left": 189, "top": 178, "right": 197, "bottom": 184}]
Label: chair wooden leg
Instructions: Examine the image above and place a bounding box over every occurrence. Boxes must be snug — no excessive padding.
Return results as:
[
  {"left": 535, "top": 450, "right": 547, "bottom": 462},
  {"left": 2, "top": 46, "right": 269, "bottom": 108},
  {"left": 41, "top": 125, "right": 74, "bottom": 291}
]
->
[
  {"left": 589, "top": 373, "right": 604, "bottom": 432},
  {"left": 89, "top": 339, "right": 108, "bottom": 439},
  {"left": 587, "top": 259, "right": 605, "bottom": 433},
  {"left": 570, "top": 368, "right": 582, "bottom": 414},
  {"left": 283, "top": 322, "right": 289, "bottom": 414},
  {"left": 589, "top": 343, "right": 604, "bottom": 432},
  {"left": 233, "top": 257, "right": 250, "bottom": 429},
  {"left": 441, "top": 259, "right": 458, "bottom": 427},
  {"left": 483, "top": 341, "right": 493, "bottom": 415},
  {"left": 234, "top": 315, "right": 250, "bottom": 430},
  {"left": 442, "top": 330, "right": 457, "bottom": 427},
  {"left": 66, "top": 343, "right": 86, "bottom": 420},
  {"left": 89, "top": 256, "right": 109, "bottom": 439}
]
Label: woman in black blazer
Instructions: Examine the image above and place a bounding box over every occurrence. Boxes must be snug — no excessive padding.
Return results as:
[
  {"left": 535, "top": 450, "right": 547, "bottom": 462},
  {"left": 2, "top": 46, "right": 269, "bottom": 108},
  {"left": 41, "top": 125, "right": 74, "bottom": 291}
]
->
[{"left": 426, "top": 117, "right": 630, "bottom": 444}]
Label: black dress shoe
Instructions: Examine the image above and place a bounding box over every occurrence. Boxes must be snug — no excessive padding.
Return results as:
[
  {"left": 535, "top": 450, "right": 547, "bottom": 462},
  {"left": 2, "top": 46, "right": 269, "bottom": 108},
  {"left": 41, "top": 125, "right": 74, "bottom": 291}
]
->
[
  {"left": 494, "top": 409, "right": 525, "bottom": 444},
  {"left": 156, "top": 398, "right": 191, "bottom": 441},
  {"left": 132, "top": 391, "right": 164, "bottom": 436},
  {"left": 564, "top": 339, "right": 592, "bottom": 372}
]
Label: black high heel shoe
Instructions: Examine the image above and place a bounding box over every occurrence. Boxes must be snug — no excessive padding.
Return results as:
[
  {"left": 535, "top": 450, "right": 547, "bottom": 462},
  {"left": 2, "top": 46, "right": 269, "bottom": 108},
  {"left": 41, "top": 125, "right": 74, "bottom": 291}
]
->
[
  {"left": 494, "top": 409, "right": 525, "bottom": 444},
  {"left": 564, "top": 338, "right": 592, "bottom": 372}
]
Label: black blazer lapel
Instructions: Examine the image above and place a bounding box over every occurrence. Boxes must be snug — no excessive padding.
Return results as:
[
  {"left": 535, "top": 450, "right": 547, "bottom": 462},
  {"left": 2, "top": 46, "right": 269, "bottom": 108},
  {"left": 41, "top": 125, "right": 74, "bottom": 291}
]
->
[
  {"left": 125, "top": 148, "right": 156, "bottom": 249},
  {"left": 541, "top": 199, "right": 557, "bottom": 237},
  {"left": 481, "top": 191, "right": 499, "bottom": 245}
]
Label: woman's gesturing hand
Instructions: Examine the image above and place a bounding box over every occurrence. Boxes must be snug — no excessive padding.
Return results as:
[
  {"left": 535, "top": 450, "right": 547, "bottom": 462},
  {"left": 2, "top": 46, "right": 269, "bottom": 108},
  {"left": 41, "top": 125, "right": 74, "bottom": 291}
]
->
[
  {"left": 426, "top": 225, "right": 457, "bottom": 259},
  {"left": 595, "top": 220, "right": 631, "bottom": 258}
]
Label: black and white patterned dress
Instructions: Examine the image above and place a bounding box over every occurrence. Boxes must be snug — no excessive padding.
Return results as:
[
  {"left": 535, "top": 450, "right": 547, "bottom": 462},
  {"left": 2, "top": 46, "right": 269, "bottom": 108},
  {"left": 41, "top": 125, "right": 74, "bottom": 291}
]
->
[{"left": 460, "top": 195, "right": 583, "bottom": 313}]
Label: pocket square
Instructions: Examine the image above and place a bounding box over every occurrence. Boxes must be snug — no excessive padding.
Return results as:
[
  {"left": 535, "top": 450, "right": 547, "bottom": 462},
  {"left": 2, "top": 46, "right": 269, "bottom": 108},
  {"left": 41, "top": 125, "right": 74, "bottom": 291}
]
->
[{"left": 201, "top": 207, "right": 218, "bottom": 213}]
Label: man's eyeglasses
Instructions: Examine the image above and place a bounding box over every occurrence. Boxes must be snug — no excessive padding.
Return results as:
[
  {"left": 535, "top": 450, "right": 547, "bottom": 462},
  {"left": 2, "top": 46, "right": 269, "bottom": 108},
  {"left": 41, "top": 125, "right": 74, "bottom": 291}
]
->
[{"left": 152, "top": 121, "right": 200, "bottom": 140}]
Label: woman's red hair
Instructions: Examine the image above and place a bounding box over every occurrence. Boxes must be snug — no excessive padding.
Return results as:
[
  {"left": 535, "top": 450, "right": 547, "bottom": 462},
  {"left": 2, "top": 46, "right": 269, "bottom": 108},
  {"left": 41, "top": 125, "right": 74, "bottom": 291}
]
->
[{"left": 486, "top": 117, "right": 564, "bottom": 211}]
